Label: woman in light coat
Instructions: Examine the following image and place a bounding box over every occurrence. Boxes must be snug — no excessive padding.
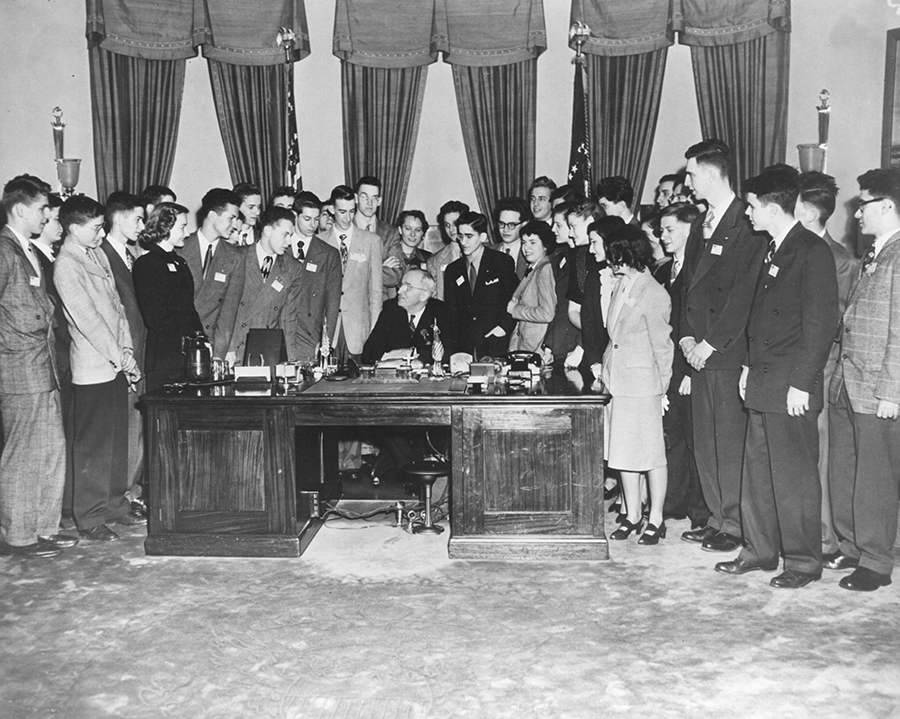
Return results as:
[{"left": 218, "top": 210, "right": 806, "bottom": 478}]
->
[{"left": 507, "top": 221, "right": 557, "bottom": 353}]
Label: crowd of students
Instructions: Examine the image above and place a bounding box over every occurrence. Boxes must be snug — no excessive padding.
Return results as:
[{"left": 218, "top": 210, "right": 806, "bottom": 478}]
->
[{"left": 0, "top": 138, "right": 897, "bottom": 595}]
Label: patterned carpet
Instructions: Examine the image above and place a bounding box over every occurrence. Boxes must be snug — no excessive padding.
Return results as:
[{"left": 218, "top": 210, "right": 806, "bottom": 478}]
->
[{"left": 1, "top": 514, "right": 898, "bottom": 719}]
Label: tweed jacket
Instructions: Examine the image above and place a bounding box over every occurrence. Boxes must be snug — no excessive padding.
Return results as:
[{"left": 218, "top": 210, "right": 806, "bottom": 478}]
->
[
  {"left": 508, "top": 255, "right": 556, "bottom": 353},
  {"left": 489, "top": 241, "right": 528, "bottom": 279},
  {"left": 679, "top": 196, "right": 767, "bottom": 370},
  {"left": 744, "top": 223, "right": 839, "bottom": 413},
  {"left": 229, "top": 249, "right": 303, "bottom": 361},
  {"left": 99, "top": 239, "right": 145, "bottom": 372},
  {"left": 177, "top": 233, "right": 246, "bottom": 358},
  {"left": 54, "top": 240, "right": 133, "bottom": 386},
  {"left": 292, "top": 236, "right": 342, "bottom": 362},
  {"left": 0, "top": 228, "right": 58, "bottom": 393},
  {"left": 601, "top": 270, "right": 673, "bottom": 398},
  {"left": 830, "top": 230, "right": 900, "bottom": 413}
]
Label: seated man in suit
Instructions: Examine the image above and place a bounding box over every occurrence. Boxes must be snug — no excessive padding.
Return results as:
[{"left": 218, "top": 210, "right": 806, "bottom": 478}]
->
[
  {"left": 444, "top": 211, "right": 518, "bottom": 359},
  {"left": 354, "top": 176, "right": 404, "bottom": 300},
  {"left": 716, "top": 165, "right": 838, "bottom": 589},
  {"left": 596, "top": 175, "right": 638, "bottom": 226},
  {"left": 177, "top": 188, "right": 245, "bottom": 363},
  {"left": 289, "top": 192, "right": 341, "bottom": 362},
  {"left": 528, "top": 176, "right": 557, "bottom": 225},
  {"left": 229, "top": 207, "right": 303, "bottom": 362},
  {"left": 490, "top": 196, "right": 531, "bottom": 280},
  {"left": 233, "top": 182, "right": 262, "bottom": 246},
  {"left": 55, "top": 196, "right": 143, "bottom": 542},
  {"left": 828, "top": 168, "right": 900, "bottom": 592}
]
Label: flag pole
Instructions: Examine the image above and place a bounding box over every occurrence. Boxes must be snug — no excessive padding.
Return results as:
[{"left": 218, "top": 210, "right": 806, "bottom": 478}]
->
[{"left": 567, "top": 21, "right": 593, "bottom": 200}]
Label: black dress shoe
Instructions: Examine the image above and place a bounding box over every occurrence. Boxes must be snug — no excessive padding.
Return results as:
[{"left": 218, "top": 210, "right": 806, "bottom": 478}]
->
[
  {"left": 702, "top": 531, "right": 741, "bottom": 553},
  {"left": 715, "top": 557, "right": 777, "bottom": 575},
  {"left": 109, "top": 511, "right": 147, "bottom": 527},
  {"left": 770, "top": 569, "right": 821, "bottom": 589},
  {"left": 38, "top": 534, "right": 79, "bottom": 549},
  {"left": 79, "top": 524, "right": 120, "bottom": 541},
  {"left": 638, "top": 521, "right": 667, "bottom": 546},
  {"left": 823, "top": 551, "right": 859, "bottom": 571},
  {"left": 0, "top": 541, "right": 61, "bottom": 558},
  {"left": 681, "top": 525, "right": 717, "bottom": 544},
  {"left": 839, "top": 567, "right": 892, "bottom": 592}
]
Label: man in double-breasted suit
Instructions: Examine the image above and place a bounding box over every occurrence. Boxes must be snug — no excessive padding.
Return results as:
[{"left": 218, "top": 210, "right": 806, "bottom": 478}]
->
[
  {"left": 324, "top": 185, "right": 383, "bottom": 361},
  {"left": 290, "top": 194, "right": 341, "bottom": 362},
  {"left": 229, "top": 207, "right": 303, "bottom": 362},
  {"left": 101, "top": 192, "right": 146, "bottom": 500},
  {"left": 715, "top": 167, "right": 838, "bottom": 589},
  {"left": 678, "top": 140, "right": 767, "bottom": 553},
  {"left": 177, "top": 188, "right": 245, "bottom": 361},
  {"left": 828, "top": 168, "right": 900, "bottom": 592},
  {"left": 0, "top": 176, "right": 68, "bottom": 557},
  {"left": 444, "top": 211, "right": 518, "bottom": 359}
]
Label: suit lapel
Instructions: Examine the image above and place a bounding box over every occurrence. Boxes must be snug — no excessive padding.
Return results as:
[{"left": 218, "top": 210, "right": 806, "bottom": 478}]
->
[
  {"left": 689, "top": 198, "right": 743, "bottom": 291},
  {"left": 847, "top": 229, "right": 900, "bottom": 308}
]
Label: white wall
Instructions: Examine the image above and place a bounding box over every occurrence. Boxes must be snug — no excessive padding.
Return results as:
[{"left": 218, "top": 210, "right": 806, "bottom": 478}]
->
[{"left": 1, "top": 0, "right": 897, "bottom": 245}]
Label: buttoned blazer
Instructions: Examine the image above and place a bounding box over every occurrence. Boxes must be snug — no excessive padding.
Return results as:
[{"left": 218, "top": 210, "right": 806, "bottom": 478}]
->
[
  {"left": 508, "top": 255, "right": 556, "bottom": 352},
  {"left": 291, "top": 236, "right": 342, "bottom": 362},
  {"left": 744, "top": 223, "right": 839, "bottom": 413},
  {"left": 0, "top": 228, "right": 58, "bottom": 393},
  {"left": 601, "top": 270, "right": 673, "bottom": 398},
  {"left": 132, "top": 244, "right": 203, "bottom": 383},
  {"left": 426, "top": 242, "right": 460, "bottom": 301},
  {"left": 489, "top": 241, "right": 528, "bottom": 279},
  {"left": 177, "top": 234, "right": 246, "bottom": 358},
  {"left": 324, "top": 225, "right": 383, "bottom": 355},
  {"left": 830, "top": 230, "right": 900, "bottom": 413},
  {"left": 663, "top": 260, "right": 690, "bottom": 387},
  {"left": 229, "top": 250, "right": 303, "bottom": 361},
  {"left": 361, "top": 297, "right": 447, "bottom": 365},
  {"left": 374, "top": 217, "right": 405, "bottom": 297},
  {"left": 54, "top": 240, "right": 132, "bottom": 386},
  {"left": 679, "top": 197, "right": 767, "bottom": 369},
  {"left": 33, "top": 244, "right": 71, "bottom": 376},
  {"left": 99, "top": 239, "right": 145, "bottom": 372},
  {"left": 544, "top": 246, "right": 580, "bottom": 360},
  {"left": 443, "top": 247, "right": 518, "bottom": 358}
]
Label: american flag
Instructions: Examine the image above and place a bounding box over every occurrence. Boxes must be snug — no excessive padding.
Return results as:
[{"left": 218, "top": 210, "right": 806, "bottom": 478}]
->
[
  {"left": 285, "top": 61, "right": 302, "bottom": 190},
  {"left": 568, "top": 58, "right": 592, "bottom": 199}
]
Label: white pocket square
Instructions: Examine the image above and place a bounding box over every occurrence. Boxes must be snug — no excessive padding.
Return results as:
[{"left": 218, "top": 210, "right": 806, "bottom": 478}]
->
[{"left": 485, "top": 278, "right": 499, "bottom": 286}]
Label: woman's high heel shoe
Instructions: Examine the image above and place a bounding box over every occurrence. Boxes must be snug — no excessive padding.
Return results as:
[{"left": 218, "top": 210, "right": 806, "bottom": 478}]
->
[
  {"left": 610, "top": 518, "right": 643, "bottom": 541},
  {"left": 608, "top": 500, "right": 621, "bottom": 515},
  {"left": 638, "top": 521, "right": 667, "bottom": 546},
  {"left": 604, "top": 482, "right": 620, "bottom": 501}
]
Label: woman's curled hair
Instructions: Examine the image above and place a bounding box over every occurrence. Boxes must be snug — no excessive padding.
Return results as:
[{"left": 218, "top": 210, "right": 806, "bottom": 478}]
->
[{"left": 139, "top": 201, "right": 189, "bottom": 249}]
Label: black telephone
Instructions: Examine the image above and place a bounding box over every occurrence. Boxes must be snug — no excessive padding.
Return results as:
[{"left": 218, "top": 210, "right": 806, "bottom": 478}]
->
[{"left": 506, "top": 351, "right": 542, "bottom": 373}]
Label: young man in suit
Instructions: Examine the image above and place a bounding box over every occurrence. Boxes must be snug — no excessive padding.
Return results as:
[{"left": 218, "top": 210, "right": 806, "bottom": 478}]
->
[
  {"left": 490, "top": 197, "right": 530, "bottom": 280},
  {"left": 426, "top": 200, "right": 468, "bottom": 302},
  {"left": 0, "top": 175, "right": 70, "bottom": 558},
  {"left": 658, "top": 201, "right": 709, "bottom": 530},
  {"left": 828, "top": 168, "right": 900, "bottom": 592},
  {"left": 443, "top": 211, "right": 518, "bottom": 358},
  {"left": 229, "top": 207, "right": 303, "bottom": 362},
  {"left": 715, "top": 166, "right": 838, "bottom": 589},
  {"left": 233, "top": 182, "right": 262, "bottom": 246},
  {"left": 326, "top": 185, "right": 383, "bottom": 362},
  {"left": 678, "top": 139, "right": 767, "bottom": 553},
  {"left": 528, "top": 176, "right": 557, "bottom": 224},
  {"left": 354, "top": 176, "right": 404, "bottom": 299},
  {"left": 289, "top": 192, "right": 341, "bottom": 363},
  {"left": 55, "top": 196, "right": 143, "bottom": 542},
  {"left": 794, "top": 172, "right": 860, "bottom": 564},
  {"left": 177, "top": 188, "right": 246, "bottom": 363},
  {"left": 596, "top": 175, "right": 638, "bottom": 227},
  {"left": 101, "top": 192, "right": 147, "bottom": 509}
]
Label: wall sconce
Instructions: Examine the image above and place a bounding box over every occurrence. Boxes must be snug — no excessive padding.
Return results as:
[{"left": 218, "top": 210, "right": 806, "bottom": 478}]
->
[
  {"left": 798, "top": 90, "right": 830, "bottom": 173},
  {"left": 51, "top": 107, "right": 81, "bottom": 197}
]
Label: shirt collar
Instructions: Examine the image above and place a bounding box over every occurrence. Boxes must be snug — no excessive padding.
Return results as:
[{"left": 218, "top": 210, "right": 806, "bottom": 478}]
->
[
  {"left": 770, "top": 220, "right": 798, "bottom": 253},
  {"left": 873, "top": 228, "right": 899, "bottom": 257},
  {"left": 198, "top": 229, "right": 219, "bottom": 256},
  {"left": 255, "top": 242, "right": 274, "bottom": 266},
  {"left": 707, "top": 191, "right": 736, "bottom": 233}
]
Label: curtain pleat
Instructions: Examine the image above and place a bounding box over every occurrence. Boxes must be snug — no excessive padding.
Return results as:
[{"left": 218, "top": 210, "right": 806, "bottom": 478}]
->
[
  {"left": 341, "top": 62, "right": 428, "bottom": 225},
  {"left": 451, "top": 59, "right": 537, "bottom": 219},
  {"left": 89, "top": 47, "right": 185, "bottom": 202},
  {"left": 587, "top": 48, "right": 667, "bottom": 205},
  {"left": 208, "top": 61, "right": 290, "bottom": 202},
  {"left": 690, "top": 30, "right": 790, "bottom": 185}
]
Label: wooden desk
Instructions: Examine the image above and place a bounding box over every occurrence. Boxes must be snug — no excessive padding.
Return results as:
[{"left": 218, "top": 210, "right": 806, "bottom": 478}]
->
[{"left": 140, "top": 370, "right": 608, "bottom": 560}]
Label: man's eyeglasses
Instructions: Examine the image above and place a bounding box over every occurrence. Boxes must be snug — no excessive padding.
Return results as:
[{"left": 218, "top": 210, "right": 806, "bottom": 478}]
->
[
  {"left": 399, "top": 282, "right": 427, "bottom": 293},
  {"left": 856, "top": 197, "right": 884, "bottom": 212},
  {"left": 498, "top": 221, "right": 523, "bottom": 231}
]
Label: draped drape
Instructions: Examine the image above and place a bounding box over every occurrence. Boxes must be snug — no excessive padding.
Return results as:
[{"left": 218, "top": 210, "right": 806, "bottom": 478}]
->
[
  {"left": 586, "top": 49, "right": 668, "bottom": 207},
  {"left": 341, "top": 63, "right": 428, "bottom": 226},
  {"left": 690, "top": 30, "right": 790, "bottom": 186},
  {"left": 88, "top": 46, "right": 185, "bottom": 202},
  {"left": 452, "top": 60, "right": 538, "bottom": 221},
  {"left": 208, "top": 61, "right": 291, "bottom": 202}
]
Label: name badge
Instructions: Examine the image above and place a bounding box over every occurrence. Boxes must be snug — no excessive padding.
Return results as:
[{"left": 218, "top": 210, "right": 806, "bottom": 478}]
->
[
  {"left": 350, "top": 252, "right": 366, "bottom": 263},
  {"left": 167, "top": 263, "right": 177, "bottom": 272},
  {"left": 768, "top": 265, "right": 779, "bottom": 277},
  {"left": 214, "top": 272, "right": 227, "bottom": 282},
  {"left": 29, "top": 276, "right": 40, "bottom": 286},
  {"left": 456, "top": 275, "right": 465, "bottom": 286},
  {"left": 305, "top": 262, "right": 318, "bottom": 273},
  {"left": 559, "top": 256, "right": 567, "bottom": 268},
  {"left": 711, "top": 244, "right": 723, "bottom": 255},
  {"left": 271, "top": 280, "right": 284, "bottom": 292},
  {"left": 624, "top": 295, "right": 636, "bottom": 307}
]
